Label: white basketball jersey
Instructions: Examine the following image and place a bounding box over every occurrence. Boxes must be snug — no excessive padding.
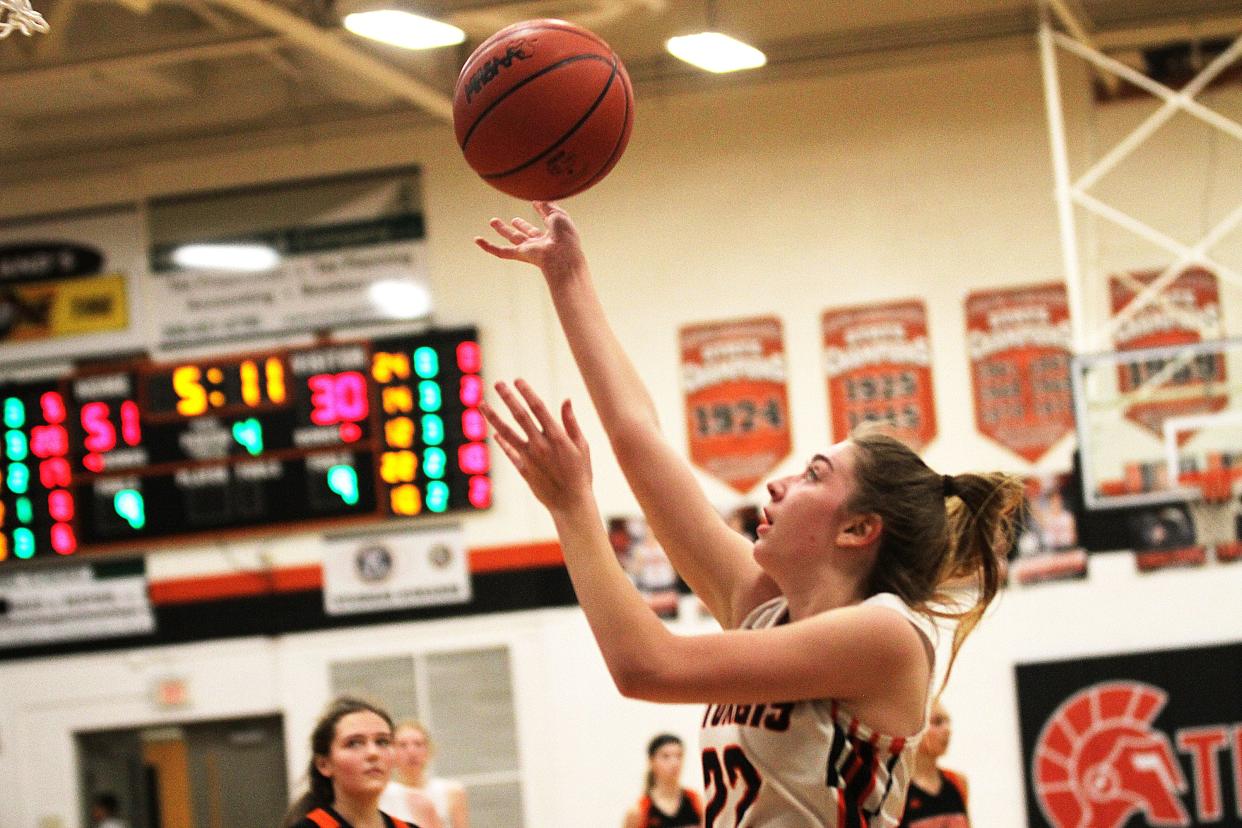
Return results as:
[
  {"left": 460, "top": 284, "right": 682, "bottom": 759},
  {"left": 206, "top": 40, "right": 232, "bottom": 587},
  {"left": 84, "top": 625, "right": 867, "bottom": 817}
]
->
[{"left": 698, "top": 593, "right": 935, "bottom": 827}]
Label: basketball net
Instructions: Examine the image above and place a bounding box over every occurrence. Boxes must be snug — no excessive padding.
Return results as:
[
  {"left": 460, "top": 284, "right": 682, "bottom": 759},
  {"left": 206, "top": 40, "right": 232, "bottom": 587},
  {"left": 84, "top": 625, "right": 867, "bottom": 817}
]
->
[{"left": 0, "top": 0, "right": 48, "bottom": 38}]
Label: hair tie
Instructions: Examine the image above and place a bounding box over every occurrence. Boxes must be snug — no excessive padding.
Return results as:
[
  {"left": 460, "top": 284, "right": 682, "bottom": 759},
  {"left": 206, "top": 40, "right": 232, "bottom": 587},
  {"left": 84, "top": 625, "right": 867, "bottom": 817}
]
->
[{"left": 942, "top": 474, "right": 956, "bottom": 498}]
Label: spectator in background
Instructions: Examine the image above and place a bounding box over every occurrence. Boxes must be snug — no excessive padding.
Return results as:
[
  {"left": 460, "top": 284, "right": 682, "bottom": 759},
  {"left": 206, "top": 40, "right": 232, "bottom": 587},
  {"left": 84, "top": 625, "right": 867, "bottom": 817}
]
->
[
  {"left": 899, "top": 701, "right": 970, "bottom": 827},
  {"left": 90, "top": 793, "right": 128, "bottom": 828},
  {"left": 380, "top": 721, "right": 469, "bottom": 828},
  {"left": 623, "top": 734, "right": 702, "bottom": 828},
  {"left": 281, "top": 696, "right": 424, "bottom": 828}
]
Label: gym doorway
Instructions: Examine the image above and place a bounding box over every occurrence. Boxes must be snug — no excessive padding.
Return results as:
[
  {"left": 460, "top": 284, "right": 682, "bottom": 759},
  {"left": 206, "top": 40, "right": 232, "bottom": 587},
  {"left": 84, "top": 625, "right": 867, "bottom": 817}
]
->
[{"left": 77, "top": 714, "right": 288, "bottom": 828}]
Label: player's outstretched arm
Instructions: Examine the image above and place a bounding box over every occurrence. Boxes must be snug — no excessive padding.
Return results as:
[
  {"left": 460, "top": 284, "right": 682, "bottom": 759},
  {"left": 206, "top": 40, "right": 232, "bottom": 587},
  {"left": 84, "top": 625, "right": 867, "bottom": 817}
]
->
[
  {"left": 476, "top": 204, "right": 776, "bottom": 627},
  {"left": 480, "top": 382, "right": 929, "bottom": 727}
]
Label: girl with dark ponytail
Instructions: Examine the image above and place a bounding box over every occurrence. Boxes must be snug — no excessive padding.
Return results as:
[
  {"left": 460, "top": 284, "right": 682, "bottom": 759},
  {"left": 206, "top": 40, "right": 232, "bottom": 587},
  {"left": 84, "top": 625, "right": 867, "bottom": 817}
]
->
[
  {"left": 282, "top": 696, "right": 421, "bottom": 828},
  {"left": 622, "top": 734, "right": 703, "bottom": 828},
  {"left": 849, "top": 429, "right": 1022, "bottom": 689},
  {"left": 476, "top": 201, "right": 1023, "bottom": 827}
]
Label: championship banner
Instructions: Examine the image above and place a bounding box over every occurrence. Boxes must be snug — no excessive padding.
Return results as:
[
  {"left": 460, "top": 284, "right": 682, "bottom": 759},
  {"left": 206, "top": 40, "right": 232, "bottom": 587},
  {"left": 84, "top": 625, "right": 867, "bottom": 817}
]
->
[
  {"left": 0, "top": 208, "right": 142, "bottom": 362},
  {"left": 1017, "top": 642, "right": 1242, "bottom": 827},
  {"left": 822, "top": 300, "right": 936, "bottom": 450},
  {"left": 1111, "top": 267, "right": 1227, "bottom": 441},
  {"left": 965, "top": 283, "right": 1073, "bottom": 463},
  {"left": 146, "top": 169, "right": 430, "bottom": 348},
  {"left": 680, "top": 316, "right": 792, "bottom": 494}
]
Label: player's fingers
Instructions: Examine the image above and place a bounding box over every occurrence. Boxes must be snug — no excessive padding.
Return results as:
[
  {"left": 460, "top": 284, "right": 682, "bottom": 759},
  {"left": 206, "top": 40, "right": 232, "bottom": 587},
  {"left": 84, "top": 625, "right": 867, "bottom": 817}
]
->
[
  {"left": 513, "top": 379, "right": 560, "bottom": 437},
  {"left": 493, "top": 381, "right": 544, "bottom": 442},
  {"left": 511, "top": 217, "right": 541, "bottom": 237},
  {"left": 491, "top": 430, "right": 526, "bottom": 473},
  {"left": 489, "top": 218, "right": 529, "bottom": 244},
  {"left": 474, "top": 237, "right": 520, "bottom": 259},
  {"left": 479, "top": 400, "right": 527, "bottom": 452},
  {"left": 562, "top": 400, "right": 591, "bottom": 459}
]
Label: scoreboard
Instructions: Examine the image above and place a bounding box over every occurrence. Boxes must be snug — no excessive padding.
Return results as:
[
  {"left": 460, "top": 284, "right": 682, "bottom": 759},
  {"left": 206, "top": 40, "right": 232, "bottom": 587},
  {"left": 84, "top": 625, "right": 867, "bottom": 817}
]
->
[{"left": 0, "top": 328, "right": 490, "bottom": 564}]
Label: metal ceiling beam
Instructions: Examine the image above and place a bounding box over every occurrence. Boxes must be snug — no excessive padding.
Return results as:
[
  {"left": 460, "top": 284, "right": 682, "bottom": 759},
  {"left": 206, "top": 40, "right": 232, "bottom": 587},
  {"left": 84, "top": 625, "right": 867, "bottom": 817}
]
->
[
  {"left": 0, "top": 34, "right": 285, "bottom": 88},
  {"left": 1048, "top": 0, "right": 1121, "bottom": 95},
  {"left": 205, "top": 0, "right": 454, "bottom": 121}
]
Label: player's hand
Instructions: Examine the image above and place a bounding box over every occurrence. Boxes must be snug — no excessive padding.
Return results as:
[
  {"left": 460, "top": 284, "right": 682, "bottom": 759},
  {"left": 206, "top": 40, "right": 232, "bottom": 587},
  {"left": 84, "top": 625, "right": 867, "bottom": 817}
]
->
[
  {"left": 473, "top": 201, "right": 586, "bottom": 282},
  {"left": 480, "top": 379, "right": 594, "bottom": 515}
]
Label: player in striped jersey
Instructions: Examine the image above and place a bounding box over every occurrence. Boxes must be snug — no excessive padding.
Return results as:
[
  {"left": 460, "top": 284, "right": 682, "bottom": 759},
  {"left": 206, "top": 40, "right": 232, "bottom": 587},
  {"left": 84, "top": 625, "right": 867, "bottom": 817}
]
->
[{"left": 477, "top": 203, "right": 1021, "bottom": 827}]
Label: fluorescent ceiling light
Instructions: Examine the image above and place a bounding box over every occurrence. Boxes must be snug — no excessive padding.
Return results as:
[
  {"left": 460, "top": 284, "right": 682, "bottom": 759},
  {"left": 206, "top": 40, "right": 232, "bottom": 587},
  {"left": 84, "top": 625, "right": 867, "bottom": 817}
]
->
[
  {"left": 368, "top": 279, "right": 432, "bottom": 319},
  {"left": 343, "top": 10, "right": 465, "bottom": 49},
  {"left": 666, "top": 32, "right": 767, "bottom": 73},
  {"left": 171, "top": 243, "right": 280, "bottom": 272}
]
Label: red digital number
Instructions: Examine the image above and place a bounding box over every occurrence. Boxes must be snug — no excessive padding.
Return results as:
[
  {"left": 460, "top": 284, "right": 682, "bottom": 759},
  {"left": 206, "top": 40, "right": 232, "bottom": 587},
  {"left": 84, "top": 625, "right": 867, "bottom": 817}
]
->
[
  {"left": 50, "top": 522, "right": 77, "bottom": 555},
  {"left": 462, "top": 409, "right": 487, "bottom": 441},
  {"left": 458, "top": 442, "right": 489, "bottom": 475},
  {"left": 460, "top": 375, "right": 483, "bottom": 406},
  {"left": 81, "top": 402, "right": 117, "bottom": 453},
  {"left": 468, "top": 476, "right": 491, "bottom": 508},
  {"left": 40, "top": 391, "right": 67, "bottom": 424},
  {"left": 308, "top": 371, "right": 369, "bottom": 425},
  {"left": 120, "top": 400, "right": 142, "bottom": 445},
  {"left": 457, "top": 341, "right": 481, "bottom": 373}
]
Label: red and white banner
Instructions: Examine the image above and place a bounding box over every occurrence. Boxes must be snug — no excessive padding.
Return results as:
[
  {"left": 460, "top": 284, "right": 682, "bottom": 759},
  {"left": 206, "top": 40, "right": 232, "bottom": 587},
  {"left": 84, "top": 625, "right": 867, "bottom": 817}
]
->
[
  {"left": 822, "top": 300, "right": 936, "bottom": 450},
  {"left": 680, "top": 316, "right": 792, "bottom": 494},
  {"left": 1111, "top": 267, "right": 1227, "bottom": 440},
  {"left": 1018, "top": 642, "right": 1242, "bottom": 827},
  {"left": 965, "top": 283, "right": 1074, "bottom": 463}
]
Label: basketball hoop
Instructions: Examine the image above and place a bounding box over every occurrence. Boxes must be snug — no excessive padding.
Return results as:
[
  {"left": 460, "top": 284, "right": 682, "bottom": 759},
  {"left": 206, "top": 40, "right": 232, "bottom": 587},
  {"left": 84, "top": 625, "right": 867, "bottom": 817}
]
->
[{"left": 0, "top": 0, "right": 48, "bottom": 38}]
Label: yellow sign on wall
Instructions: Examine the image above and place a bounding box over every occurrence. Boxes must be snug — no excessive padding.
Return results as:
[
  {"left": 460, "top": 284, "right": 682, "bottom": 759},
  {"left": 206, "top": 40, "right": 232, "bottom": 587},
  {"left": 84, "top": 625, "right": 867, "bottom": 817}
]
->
[{"left": 1, "top": 273, "right": 128, "bottom": 342}]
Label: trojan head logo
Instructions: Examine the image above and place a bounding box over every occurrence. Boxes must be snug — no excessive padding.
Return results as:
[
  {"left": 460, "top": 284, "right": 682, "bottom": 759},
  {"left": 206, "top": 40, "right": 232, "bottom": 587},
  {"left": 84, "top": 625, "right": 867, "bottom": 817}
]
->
[{"left": 1033, "top": 682, "right": 1189, "bottom": 828}]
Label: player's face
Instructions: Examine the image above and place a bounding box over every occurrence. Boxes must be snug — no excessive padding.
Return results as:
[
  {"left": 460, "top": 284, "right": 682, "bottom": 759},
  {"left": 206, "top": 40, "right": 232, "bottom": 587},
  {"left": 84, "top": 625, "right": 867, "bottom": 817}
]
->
[
  {"left": 756, "top": 442, "right": 861, "bottom": 568},
  {"left": 650, "top": 742, "right": 684, "bottom": 784},
  {"left": 316, "top": 711, "right": 395, "bottom": 800},
  {"left": 920, "top": 703, "right": 952, "bottom": 758},
  {"left": 394, "top": 725, "right": 431, "bottom": 770}
]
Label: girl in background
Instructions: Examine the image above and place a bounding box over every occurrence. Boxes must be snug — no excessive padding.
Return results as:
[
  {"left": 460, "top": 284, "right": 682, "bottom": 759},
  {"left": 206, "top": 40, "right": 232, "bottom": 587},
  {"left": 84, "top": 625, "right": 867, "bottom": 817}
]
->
[
  {"left": 899, "top": 701, "right": 970, "bottom": 827},
  {"left": 380, "top": 722, "right": 469, "bottom": 828},
  {"left": 623, "top": 734, "right": 703, "bottom": 828},
  {"left": 282, "top": 697, "right": 423, "bottom": 828}
]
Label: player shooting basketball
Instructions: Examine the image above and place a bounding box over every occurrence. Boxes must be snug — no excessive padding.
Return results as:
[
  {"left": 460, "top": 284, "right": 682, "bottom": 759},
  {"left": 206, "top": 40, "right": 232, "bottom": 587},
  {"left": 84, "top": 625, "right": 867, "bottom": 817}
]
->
[{"left": 476, "top": 201, "right": 1022, "bottom": 826}]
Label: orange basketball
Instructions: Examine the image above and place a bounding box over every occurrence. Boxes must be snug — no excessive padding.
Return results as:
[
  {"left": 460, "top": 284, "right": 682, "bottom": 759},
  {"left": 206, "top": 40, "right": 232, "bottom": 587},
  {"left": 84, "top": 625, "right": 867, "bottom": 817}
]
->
[{"left": 453, "top": 19, "right": 634, "bottom": 200}]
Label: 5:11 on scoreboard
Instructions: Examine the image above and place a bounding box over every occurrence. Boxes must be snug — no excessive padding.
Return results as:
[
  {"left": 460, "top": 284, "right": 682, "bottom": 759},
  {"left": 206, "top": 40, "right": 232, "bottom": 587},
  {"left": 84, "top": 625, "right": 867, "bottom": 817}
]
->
[{"left": 0, "top": 328, "right": 489, "bottom": 564}]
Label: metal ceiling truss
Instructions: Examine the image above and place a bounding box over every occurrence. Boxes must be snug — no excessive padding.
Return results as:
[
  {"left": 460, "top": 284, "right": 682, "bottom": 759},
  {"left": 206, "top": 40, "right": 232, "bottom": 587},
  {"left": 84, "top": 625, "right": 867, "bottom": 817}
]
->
[{"left": 1039, "top": 0, "right": 1242, "bottom": 355}]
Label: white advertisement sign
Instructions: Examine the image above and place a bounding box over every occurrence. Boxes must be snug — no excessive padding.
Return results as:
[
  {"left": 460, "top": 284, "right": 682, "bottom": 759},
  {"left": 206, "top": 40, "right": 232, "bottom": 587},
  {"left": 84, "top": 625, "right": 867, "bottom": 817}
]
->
[
  {"left": 149, "top": 227, "right": 429, "bottom": 347},
  {"left": 0, "top": 206, "right": 145, "bottom": 362},
  {"left": 0, "top": 560, "right": 155, "bottom": 648},
  {"left": 323, "top": 525, "right": 470, "bottom": 616}
]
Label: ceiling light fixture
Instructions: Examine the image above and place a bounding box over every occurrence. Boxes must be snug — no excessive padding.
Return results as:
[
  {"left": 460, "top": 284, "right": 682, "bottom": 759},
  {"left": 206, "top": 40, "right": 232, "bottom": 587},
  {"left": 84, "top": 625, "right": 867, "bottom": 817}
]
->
[
  {"left": 342, "top": 7, "right": 465, "bottom": 50},
  {"left": 666, "top": 31, "right": 766, "bottom": 73},
  {"left": 666, "top": 1, "right": 765, "bottom": 74},
  {"left": 368, "top": 279, "right": 432, "bottom": 319},
  {"left": 171, "top": 243, "right": 280, "bottom": 272}
]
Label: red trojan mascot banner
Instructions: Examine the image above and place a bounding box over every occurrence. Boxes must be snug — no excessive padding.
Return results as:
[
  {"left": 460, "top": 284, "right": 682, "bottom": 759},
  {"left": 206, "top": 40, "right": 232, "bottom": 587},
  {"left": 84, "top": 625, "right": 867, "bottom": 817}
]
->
[
  {"left": 821, "top": 300, "right": 937, "bottom": 451},
  {"left": 679, "top": 316, "right": 792, "bottom": 494},
  {"left": 1111, "top": 266, "right": 1227, "bottom": 442},
  {"left": 965, "top": 283, "right": 1074, "bottom": 463},
  {"left": 1018, "top": 642, "right": 1242, "bottom": 827}
]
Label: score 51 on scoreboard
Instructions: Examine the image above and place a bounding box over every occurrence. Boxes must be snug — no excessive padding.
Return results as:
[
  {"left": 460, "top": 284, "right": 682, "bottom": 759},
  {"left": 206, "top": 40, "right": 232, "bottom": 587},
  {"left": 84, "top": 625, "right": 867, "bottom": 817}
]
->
[{"left": 0, "top": 328, "right": 490, "bottom": 564}]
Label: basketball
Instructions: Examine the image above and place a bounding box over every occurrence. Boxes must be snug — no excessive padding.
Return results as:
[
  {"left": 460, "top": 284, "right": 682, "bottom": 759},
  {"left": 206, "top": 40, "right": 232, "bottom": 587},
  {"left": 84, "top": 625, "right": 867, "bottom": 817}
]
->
[{"left": 453, "top": 19, "right": 634, "bottom": 201}]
